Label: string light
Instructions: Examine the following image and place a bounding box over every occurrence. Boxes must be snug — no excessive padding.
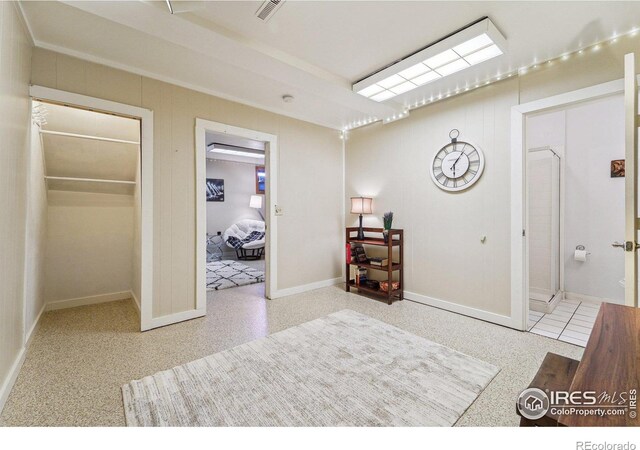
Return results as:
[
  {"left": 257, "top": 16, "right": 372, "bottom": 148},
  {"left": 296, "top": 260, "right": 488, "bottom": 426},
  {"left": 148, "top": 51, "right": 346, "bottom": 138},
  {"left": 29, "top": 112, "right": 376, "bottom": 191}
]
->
[{"left": 342, "top": 25, "right": 639, "bottom": 131}]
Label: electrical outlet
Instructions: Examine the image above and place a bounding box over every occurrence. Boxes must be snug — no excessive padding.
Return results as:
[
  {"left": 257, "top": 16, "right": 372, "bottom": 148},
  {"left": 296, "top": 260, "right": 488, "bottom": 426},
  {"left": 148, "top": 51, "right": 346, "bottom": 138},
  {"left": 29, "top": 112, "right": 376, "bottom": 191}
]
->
[{"left": 275, "top": 205, "right": 283, "bottom": 216}]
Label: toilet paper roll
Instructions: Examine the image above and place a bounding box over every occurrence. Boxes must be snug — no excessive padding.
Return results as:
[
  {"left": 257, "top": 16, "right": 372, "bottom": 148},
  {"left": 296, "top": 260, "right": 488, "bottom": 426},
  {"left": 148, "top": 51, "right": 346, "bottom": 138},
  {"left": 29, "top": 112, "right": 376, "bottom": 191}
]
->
[{"left": 574, "top": 250, "right": 588, "bottom": 262}]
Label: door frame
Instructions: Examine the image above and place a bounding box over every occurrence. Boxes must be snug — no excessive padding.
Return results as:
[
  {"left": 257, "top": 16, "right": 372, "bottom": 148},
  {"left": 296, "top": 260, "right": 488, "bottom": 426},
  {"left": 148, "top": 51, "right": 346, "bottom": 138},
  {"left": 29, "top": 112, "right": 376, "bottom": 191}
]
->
[
  {"left": 195, "top": 119, "right": 278, "bottom": 308},
  {"left": 29, "top": 85, "right": 155, "bottom": 331},
  {"left": 511, "top": 78, "right": 634, "bottom": 330}
]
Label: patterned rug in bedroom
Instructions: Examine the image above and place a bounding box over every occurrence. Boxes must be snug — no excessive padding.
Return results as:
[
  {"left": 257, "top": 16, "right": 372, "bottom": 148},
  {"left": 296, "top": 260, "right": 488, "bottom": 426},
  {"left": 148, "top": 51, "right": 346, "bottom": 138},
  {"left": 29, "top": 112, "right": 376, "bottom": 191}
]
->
[{"left": 206, "top": 260, "right": 264, "bottom": 291}]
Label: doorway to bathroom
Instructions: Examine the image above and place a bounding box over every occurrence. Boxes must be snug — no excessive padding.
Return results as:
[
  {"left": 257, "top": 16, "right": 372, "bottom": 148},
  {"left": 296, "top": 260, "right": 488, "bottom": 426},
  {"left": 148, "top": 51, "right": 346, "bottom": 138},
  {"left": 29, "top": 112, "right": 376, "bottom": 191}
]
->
[{"left": 524, "top": 93, "right": 625, "bottom": 346}]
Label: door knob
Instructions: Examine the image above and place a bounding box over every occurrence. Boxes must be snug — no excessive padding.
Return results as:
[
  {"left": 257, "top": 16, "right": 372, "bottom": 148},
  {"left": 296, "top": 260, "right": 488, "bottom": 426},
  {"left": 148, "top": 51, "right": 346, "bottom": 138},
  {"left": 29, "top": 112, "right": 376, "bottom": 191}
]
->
[{"left": 612, "top": 241, "right": 625, "bottom": 249}]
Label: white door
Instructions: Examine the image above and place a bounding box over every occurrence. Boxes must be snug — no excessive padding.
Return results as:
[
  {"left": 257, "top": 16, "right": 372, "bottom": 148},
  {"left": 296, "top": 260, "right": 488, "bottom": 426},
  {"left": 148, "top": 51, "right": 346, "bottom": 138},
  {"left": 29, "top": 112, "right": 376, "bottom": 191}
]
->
[{"left": 623, "top": 53, "right": 639, "bottom": 307}]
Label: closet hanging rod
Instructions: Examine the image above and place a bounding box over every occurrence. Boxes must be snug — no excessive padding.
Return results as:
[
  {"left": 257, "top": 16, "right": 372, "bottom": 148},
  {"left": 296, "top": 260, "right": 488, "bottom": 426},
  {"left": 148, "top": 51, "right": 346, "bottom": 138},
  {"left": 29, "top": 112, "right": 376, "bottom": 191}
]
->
[
  {"left": 39, "top": 129, "right": 140, "bottom": 145},
  {"left": 44, "top": 176, "right": 136, "bottom": 185}
]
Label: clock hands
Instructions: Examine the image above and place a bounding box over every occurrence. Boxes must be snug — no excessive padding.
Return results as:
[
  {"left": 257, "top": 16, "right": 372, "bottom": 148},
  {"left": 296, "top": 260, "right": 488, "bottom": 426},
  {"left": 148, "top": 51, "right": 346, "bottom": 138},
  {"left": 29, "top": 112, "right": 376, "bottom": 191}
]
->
[
  {"left": 449, "top": 145, "right": 468, "bottom": 177},
  {"left": 450, "top": 144, "right": 467, "bottom": 168}
]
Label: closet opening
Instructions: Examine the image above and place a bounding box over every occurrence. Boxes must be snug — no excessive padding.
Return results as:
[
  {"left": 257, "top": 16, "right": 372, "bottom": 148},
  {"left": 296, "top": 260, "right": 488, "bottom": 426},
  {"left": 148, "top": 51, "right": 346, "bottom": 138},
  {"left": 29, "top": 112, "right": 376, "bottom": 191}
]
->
[{"left": 32, "top": 99, "right": 144, "bottom": 327}]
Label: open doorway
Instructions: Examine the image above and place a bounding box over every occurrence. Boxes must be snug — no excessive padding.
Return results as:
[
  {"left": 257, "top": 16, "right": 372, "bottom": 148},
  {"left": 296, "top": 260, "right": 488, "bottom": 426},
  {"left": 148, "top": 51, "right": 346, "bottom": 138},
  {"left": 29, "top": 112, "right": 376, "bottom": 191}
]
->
[
  {"left": 205, "top": 132, "right": 266, "bottom": 292},
  {"left": 523, "top": 94, "right": 625, "bottom": 346},
  {"left": 195, "top": 119, "right": 278, "bottom": 310}
]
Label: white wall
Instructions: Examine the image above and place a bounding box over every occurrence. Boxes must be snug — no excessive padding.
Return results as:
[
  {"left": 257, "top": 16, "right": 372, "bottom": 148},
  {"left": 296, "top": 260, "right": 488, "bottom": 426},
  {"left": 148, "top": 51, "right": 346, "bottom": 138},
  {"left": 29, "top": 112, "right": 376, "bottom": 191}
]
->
[
  {"left": 565, "top": 96, "right": 625, "bottom": 303},
  {"left": 0, "top": 1, "right": 33, "bottom": 412},
  {"left": 206, "top": 159, "right": 263, "bottom": 238},
  {"left": 32, "top": 48, "right": 344, "bottom": 319},
  {"left": 526, "top": 95, "right": 625, "bottom": 304},
  {"left": 346, "top": 80, "right": 517, "bottom": 317},
  {"left": 44, "top": 191, "right": 134, "bottom": 303},
  {"left": 346, "top": 34, "right": 640, "bottom": 323},
  {"left": 23, "top": 121, "right": 48, "bottom": 334}
]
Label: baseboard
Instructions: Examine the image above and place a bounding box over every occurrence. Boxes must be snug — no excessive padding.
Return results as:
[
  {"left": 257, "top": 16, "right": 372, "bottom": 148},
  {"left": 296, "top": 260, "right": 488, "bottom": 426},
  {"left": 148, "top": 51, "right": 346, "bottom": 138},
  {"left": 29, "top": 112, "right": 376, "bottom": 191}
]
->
[
  {"left": 269, "top": 277, "right": 342, "bottom": 299},
  {"left": 0, "top": 346, "right": 27, "bottom": 415},
  {"left": 45, "top": 291, "right": 132, "bottom": 311},
  {"left": 565, "top": 291, "right": 623, "bottom": 305},
  {"left": 404, "top": 290, "right": 516, "bottom": 329},
  {"left": 130, "top": 290, "right": 141, "bottom": 317},
  {"left": 0, "top": 303, "right": 46, "bottom": 415}
]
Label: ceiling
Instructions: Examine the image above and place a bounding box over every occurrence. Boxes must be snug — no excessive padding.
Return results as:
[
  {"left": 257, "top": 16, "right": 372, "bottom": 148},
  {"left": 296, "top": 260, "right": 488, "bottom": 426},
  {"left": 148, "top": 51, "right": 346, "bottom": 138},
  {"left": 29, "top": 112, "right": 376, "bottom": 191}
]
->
[
  {"left": 39, "top": 102, "right": 140, "bottom": 195},
  {"left": 21, "top": 1, "right": 640, "bottom": 130}
]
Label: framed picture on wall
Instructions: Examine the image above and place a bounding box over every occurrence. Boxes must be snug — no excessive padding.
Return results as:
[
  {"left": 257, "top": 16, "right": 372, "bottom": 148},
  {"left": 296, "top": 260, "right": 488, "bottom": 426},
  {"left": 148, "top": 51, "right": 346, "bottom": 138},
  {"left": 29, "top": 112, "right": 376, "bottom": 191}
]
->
[
  {"left": 256, "top": 166, "right": 265, "bottom": 194},
  {"left": 611, "top": 159, "right": 625, "bottom": 178},
  {"left": 206, "top": 178, "right": 224, "bottom": 202}
]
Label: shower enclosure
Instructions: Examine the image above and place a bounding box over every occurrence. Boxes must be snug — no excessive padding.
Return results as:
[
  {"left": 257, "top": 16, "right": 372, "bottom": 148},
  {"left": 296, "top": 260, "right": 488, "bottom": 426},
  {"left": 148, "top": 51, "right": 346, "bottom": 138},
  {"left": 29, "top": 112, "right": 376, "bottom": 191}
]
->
[{"left": 527, "top": 146, "right": 562, "bottom": 313}]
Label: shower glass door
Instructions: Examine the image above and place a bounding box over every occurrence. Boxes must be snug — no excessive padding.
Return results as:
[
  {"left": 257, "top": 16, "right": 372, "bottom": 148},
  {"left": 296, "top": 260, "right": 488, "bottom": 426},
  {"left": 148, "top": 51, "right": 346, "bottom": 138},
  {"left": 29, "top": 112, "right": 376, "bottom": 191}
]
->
[{"left": 528, "top": 147, "right": 561, "bottom": 304}]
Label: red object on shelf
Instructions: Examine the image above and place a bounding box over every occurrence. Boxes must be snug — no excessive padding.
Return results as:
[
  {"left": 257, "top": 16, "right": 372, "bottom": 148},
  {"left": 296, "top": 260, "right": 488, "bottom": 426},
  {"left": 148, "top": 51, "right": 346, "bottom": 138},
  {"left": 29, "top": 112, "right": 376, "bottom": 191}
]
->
[{"left": 346, "top": 243, "right": 351, "bottom": 263}]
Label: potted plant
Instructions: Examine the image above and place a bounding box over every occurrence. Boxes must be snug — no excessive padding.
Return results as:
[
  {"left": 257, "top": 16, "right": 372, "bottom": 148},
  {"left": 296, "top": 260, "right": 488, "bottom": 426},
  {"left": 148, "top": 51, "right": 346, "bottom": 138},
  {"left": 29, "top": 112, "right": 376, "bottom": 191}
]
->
[{"left": 382, "top": 212, "right": 393, "bottom": 243}]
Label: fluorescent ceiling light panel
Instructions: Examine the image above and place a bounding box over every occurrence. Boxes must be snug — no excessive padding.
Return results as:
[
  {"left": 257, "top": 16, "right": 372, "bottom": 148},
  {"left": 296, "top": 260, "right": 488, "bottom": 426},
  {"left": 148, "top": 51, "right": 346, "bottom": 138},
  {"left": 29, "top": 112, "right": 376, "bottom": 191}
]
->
[
  {"left": 453, "top": 33, "right": 493, "bottom": 56},
  {"left": 390, "top": 81, "right": 418, "bottom": 95},
  {"left": 370, "top": 90, "right": 396, "bottom": 102},
  {"left": 377, "top": 74, "right": 405, "bottom": 89},
  {"left": 412, "top": 70, "right": 441, "bottom": 86},
  {"left": 436, "top": 58, "right": 470, "bottom": 76},
  {"left": 398, "top": 63, "right": 431, "bottom": 79},
  {"left": 352, "top": 18, "right": 506, "bottom": 102},
  {"left": 208, "top": 143, "right": 265, "bottom": 159},
  {"left": 424, "top": 50, "right": 459, "bottom": 69},
  {"left": 357, "top": 84, "right": 385, "bottom": 97},
  {"left": 463, "top": 44, "right": 503, "bottom": 65},
  {"left": 209, "top": 148, "right": 265, "bottom": 158}
]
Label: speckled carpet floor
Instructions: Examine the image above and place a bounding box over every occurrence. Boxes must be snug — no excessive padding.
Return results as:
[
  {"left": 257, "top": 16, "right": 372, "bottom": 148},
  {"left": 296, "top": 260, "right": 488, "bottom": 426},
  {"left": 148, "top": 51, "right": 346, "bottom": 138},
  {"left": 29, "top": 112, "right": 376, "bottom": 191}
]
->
[
  {"left": 0, "top": 284, "right": 583, "bottom": 426},
  {"left": 122, "top": 310, "right": 499, "bottom": 426}
]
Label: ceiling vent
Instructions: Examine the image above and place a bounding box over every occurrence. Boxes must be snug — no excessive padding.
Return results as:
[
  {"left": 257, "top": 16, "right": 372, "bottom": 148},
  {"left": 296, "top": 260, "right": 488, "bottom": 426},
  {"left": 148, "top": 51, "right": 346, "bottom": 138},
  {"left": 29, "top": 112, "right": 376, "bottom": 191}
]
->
[{"left": 255, "top": 0, "right": 285, "bottom": 22}]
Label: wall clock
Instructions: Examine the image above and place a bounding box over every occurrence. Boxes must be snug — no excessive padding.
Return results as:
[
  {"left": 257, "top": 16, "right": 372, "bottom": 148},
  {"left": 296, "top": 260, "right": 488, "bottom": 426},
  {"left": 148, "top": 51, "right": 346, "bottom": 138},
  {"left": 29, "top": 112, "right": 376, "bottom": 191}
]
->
[{"left": 430, "top": 129, "right": 485, "bottom": 192}]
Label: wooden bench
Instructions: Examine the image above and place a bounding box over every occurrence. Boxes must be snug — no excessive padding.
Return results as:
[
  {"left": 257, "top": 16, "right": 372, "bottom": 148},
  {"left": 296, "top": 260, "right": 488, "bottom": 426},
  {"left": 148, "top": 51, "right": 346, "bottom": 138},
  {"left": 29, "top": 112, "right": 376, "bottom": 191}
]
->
[{"left": 517, "top": 352, "right": 579, "bottom": 427}]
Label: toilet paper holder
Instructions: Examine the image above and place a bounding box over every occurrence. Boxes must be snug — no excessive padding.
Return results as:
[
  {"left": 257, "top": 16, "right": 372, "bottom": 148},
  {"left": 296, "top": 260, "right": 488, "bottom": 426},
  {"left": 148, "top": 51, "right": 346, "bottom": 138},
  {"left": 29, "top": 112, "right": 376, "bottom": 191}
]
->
[{"left": 576, "top": 245, "right": 591, "bottom": 255}]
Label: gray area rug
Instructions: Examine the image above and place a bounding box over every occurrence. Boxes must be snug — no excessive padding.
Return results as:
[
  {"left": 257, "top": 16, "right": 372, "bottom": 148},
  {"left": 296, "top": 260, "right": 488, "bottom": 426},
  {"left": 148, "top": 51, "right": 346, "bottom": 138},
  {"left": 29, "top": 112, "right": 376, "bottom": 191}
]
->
[
  {"left": 206, "top": 260, "right": 264, "bottom": 291},
  {"left": 122, "top": 310, "right": 499, "bottom": 426}
]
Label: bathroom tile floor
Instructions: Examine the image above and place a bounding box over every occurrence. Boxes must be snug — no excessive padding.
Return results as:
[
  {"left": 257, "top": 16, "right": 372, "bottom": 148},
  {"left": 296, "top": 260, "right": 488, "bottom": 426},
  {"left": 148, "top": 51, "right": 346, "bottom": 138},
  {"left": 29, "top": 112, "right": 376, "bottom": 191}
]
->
[{"left": 528, "top": 298, "right": 600, "bottom": 347}]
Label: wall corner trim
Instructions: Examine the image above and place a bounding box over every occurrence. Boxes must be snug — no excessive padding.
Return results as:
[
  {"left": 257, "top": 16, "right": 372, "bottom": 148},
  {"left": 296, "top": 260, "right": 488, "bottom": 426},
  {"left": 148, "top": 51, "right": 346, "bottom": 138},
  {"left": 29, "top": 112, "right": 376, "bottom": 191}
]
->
[
  {"left": 130, "top": 290, "right": 141, "bottom": 317},
  {"left": 269, "top": 277, "right": 343, "bottom": 299}
]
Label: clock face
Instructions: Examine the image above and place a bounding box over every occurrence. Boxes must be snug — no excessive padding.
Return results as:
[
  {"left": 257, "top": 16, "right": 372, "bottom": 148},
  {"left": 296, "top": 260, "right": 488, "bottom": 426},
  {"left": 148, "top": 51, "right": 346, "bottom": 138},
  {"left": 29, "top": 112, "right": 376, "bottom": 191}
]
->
[{"left": 430, "top": 140, "right": 485, "bottom": 192}]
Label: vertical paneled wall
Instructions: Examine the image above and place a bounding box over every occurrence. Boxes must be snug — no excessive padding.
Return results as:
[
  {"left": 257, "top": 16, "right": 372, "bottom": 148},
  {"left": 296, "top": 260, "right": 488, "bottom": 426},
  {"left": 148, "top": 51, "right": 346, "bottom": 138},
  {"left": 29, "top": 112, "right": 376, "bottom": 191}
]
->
[
  {"left": 346, "top": 80, "right": 518, "bottom": 316},
  {"left": 0, "top": 1, "right": 33, "bottom": 405},
  {"left": 31, "top": 48, "right": 344, "bottom": 319}
]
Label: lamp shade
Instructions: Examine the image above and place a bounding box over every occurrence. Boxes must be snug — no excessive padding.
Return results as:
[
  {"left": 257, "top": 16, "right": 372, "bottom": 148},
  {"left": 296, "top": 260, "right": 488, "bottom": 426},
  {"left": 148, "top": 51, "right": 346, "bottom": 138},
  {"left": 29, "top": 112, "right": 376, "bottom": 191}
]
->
[
  {"left": 350, "top": 197, "right": 372, "bottom": 215},
  {"left": 249, "top": 195, "right": 263, "bottom": 209}
]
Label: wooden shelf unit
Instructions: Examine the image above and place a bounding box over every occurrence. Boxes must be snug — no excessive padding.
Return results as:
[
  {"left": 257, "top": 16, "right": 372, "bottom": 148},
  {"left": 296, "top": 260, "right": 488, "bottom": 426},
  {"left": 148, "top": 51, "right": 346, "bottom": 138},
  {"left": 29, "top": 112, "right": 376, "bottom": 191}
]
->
[{"left": 345, "top": 227, "right": 404, "bottom": 305}]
